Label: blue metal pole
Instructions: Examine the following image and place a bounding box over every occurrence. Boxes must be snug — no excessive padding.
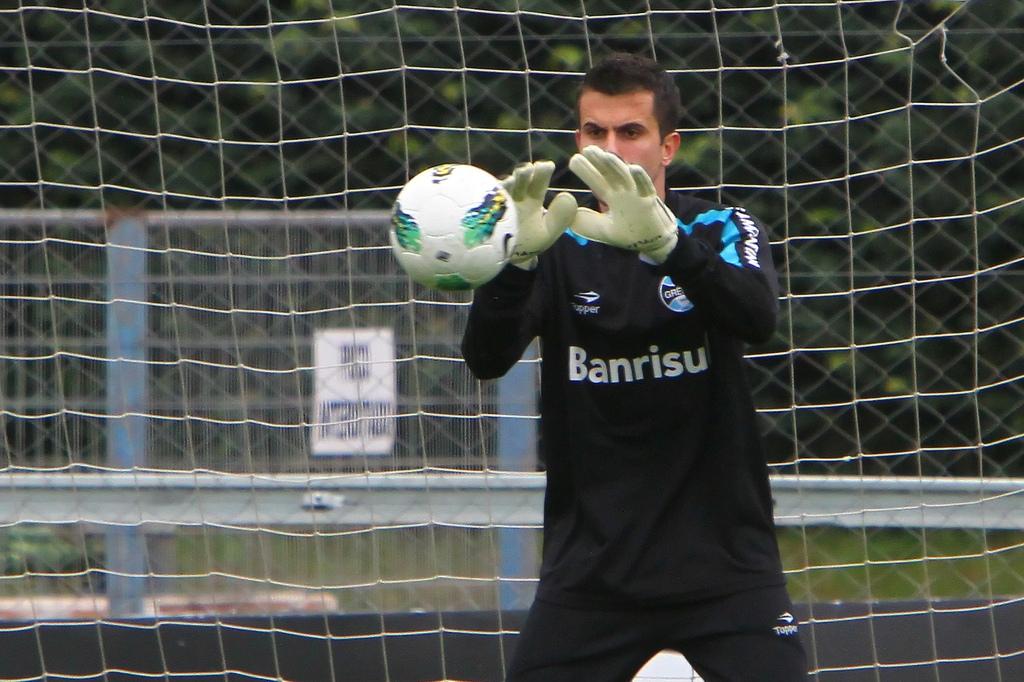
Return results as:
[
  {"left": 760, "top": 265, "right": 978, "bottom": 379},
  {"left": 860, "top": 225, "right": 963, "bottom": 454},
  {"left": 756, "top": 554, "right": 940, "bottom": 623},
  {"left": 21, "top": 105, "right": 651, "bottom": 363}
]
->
[
  {"left": 105, "top": 216, "right": 148, "bottom": 617},
  {"left": 497, "top": 341, "right": 539, "bottom": 611}
]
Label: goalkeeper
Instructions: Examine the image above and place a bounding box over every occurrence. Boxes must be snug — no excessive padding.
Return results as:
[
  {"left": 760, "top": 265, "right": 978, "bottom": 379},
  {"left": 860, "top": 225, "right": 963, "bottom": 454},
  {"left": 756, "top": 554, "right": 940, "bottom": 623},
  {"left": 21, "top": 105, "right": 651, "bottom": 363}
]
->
[{"left": 462, "top": 53, "right": 807, "bottom": 681}]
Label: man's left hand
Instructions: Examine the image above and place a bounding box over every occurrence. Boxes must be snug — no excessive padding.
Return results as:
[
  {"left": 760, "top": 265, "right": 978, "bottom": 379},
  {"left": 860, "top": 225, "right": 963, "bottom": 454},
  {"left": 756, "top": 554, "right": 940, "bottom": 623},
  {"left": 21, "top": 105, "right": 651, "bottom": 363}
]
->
[{"left": 568, "top": 145, "right": 679, "bottom": 263}]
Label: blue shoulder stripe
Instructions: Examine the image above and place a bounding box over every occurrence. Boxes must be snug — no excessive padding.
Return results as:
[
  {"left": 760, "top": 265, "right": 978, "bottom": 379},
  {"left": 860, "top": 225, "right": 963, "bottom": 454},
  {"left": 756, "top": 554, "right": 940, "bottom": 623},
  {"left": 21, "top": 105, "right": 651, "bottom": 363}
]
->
[
  {"left": 678, "top": 208, "right": 742, "bottom": 267},
  {"left": 564, "top": 227, "right": 589, "bottom": 245},
  {"left": 681, "top": 208, "right": 734, "bottom": 232},
  {"left": 568, "top": 208, "right": 744, "bottom": 264},
  {"left": 718, "top": 217, "right": 742, "bottom": 267}
]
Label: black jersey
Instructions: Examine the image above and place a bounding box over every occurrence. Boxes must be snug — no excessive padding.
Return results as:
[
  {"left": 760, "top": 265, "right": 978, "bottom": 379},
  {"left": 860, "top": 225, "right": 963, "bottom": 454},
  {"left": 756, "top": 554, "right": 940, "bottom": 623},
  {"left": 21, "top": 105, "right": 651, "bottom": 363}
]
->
[{"left": 461, "top": 190, "right": 785, "bottom": 608}]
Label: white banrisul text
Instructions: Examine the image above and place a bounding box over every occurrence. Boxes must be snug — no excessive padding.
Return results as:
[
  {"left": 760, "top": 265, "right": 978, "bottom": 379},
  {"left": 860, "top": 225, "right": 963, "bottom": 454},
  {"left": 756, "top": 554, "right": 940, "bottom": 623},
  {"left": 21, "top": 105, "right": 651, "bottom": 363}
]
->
[{"left": 569, "top": 345, "right": 708, "bottom": 384}]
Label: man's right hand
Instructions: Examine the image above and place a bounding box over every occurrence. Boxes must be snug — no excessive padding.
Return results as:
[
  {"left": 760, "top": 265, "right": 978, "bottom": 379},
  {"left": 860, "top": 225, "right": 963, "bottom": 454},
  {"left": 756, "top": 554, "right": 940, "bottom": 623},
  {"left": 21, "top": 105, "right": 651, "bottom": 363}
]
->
[{"left": 502, "top": 160, "right": 578, "bottom": 269}]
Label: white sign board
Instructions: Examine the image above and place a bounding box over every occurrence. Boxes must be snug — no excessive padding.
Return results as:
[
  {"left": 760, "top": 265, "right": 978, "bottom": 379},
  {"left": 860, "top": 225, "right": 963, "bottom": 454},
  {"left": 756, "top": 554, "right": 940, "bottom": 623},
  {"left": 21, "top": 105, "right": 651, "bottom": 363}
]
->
[{"left": 312, "top": 327, "right": 396, "bottom": 456}]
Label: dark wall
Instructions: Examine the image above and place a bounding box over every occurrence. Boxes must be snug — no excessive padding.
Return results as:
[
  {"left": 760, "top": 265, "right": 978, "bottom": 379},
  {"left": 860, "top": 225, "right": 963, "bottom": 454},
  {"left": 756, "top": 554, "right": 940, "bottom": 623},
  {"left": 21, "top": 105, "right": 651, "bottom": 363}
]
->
[{"left": 1, "top": 600, "right": 1020, "bottom": 681}]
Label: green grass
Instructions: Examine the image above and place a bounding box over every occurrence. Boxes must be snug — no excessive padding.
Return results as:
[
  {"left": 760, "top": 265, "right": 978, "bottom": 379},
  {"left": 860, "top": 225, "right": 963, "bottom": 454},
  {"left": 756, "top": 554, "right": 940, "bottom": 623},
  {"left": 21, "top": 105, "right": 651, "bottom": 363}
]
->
[
  {"left": 778, "top": 527, "right": 1024, "bottom": 603},
  {"left": 2, "top": 526, "right": 1022, "bottom": 612},
  {"left": 178, "top": 526, "right": 1024, "bottom": 609}
]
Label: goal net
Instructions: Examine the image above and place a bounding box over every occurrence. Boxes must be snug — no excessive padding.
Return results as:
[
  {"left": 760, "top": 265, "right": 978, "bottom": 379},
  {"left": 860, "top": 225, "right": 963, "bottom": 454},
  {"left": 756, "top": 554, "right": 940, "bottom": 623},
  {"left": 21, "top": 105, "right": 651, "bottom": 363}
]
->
[{"left": 1, "top": 1, "right": 1022, "bottom": 680}]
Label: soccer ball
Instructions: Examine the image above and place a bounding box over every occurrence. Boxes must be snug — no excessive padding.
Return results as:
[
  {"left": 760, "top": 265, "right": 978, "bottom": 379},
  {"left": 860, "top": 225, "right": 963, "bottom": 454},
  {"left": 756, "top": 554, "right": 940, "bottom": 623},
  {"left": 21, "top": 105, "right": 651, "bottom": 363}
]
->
[{"left": 389, "top": 164, "right": 518, "bottom": 291}]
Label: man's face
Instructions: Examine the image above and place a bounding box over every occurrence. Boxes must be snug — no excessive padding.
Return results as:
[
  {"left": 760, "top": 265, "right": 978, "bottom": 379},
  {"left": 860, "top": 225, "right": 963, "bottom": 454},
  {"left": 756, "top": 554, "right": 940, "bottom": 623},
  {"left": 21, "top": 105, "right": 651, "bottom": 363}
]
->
[{"left": 576, "top": 88, "right": 681, "bottom": 199}]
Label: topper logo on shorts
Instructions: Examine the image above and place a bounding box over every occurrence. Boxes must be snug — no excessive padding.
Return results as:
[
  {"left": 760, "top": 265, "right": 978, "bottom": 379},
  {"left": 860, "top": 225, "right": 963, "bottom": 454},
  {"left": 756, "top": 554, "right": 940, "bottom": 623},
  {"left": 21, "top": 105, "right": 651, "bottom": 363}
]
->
[
  {"left": 659, "top": 276, "right": 693, "bottom": 313},
  {"left": 773, "top": 612, "right": 798, "bottom": 636},
  {"left": 569, "top": 344, "right": 708, "bottom": 384}
]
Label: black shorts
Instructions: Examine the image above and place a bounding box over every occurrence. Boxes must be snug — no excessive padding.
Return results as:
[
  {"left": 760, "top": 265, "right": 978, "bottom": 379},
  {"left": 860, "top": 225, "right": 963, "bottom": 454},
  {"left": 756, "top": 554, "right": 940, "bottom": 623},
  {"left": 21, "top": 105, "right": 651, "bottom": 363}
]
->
[{"left": 507, "top": 584, "right": 807, "bottom": 682}]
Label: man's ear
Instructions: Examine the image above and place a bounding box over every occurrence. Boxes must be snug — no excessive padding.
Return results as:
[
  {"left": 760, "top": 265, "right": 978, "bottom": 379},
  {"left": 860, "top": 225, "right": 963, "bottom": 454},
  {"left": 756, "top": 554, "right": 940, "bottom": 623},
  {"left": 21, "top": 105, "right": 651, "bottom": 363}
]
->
[{"left": 662, "top": 131, "right": 681, "bottom": 166}]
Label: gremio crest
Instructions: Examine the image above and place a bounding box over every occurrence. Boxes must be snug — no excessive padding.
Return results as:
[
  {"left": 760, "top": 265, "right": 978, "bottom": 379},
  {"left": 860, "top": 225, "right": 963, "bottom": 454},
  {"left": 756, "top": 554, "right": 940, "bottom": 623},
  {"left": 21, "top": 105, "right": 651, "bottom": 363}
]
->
[{"left": 659, "top": 276, "right": 694, "bottom": 313}]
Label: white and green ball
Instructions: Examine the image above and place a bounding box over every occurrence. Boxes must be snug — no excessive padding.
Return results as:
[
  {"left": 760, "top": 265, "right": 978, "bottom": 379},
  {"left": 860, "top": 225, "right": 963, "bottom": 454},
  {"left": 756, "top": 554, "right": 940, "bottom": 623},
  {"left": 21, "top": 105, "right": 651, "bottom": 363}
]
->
[{"left": 389, "top": 164, "right": 518, "bottom": 291}]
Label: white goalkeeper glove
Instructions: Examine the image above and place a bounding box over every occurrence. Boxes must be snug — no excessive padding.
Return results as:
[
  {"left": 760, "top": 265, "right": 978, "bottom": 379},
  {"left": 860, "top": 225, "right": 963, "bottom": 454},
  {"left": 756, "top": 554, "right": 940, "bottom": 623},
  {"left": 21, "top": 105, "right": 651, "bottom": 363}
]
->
[
  {"left": 568, "top": 145, "right": 679, "bottom": 263},
  {"left": 501, "top": 160, "right": 579, "bottom": 269}
]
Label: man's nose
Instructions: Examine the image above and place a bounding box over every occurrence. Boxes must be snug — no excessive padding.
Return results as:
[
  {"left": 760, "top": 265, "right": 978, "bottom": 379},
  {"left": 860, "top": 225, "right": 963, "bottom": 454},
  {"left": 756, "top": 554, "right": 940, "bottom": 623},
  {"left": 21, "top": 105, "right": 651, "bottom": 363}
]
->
[{"left": 602, "top": 132, "right": 619, "bottom": 156}]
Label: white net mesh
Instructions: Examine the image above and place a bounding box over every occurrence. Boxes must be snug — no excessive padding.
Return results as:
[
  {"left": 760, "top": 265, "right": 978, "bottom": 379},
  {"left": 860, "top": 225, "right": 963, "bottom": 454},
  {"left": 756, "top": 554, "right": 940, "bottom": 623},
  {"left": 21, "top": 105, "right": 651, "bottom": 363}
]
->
[{"left": 1, "top": 1, "right": 1022, "bottom": 680}]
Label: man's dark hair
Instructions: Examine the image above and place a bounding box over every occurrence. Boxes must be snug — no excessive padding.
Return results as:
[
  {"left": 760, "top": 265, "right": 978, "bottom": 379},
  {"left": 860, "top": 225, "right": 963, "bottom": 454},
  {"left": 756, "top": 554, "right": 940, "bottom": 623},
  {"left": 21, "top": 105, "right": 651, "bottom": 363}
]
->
[{"left": 579, "top": 52, "right": 681, "bottom": 138}]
